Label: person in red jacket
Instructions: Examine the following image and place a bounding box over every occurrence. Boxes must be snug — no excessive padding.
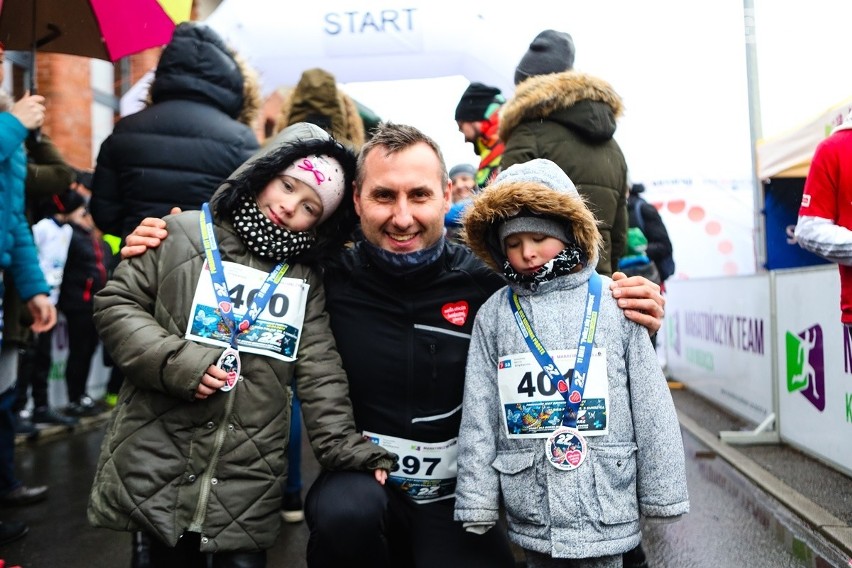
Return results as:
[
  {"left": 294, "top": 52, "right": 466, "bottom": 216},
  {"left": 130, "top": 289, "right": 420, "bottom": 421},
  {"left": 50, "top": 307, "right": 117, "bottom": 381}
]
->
[{"left": 795, "top": 110, "right": 852, "bottom": 326}]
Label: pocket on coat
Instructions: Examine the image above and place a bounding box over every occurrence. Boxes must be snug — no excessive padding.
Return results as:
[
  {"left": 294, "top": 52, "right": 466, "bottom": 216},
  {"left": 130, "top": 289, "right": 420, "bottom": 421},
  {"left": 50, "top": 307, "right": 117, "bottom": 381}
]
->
[
  {"left": 492, "top": 450, "right": 544, "bottom": 525},
  {"left": 589, "top": 442, "right": 639, "bottom": 525}
]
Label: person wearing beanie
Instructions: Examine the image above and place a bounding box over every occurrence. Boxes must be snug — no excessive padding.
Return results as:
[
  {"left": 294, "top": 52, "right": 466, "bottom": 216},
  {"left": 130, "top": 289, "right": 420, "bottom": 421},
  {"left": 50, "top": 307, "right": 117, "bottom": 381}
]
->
[
  {"left": 456, "top": 159, "right": 689, "bottom": 568},
  {"left": 514, "top": 29, "right": 576, "bottom": 86},
  {"left": 455, "top": 82, "right": 506, "bottom": 187},
  {"left": 87, "top": 122, "right": 394, "bottom": 567},
  {"left": 121, "top": 124, "right": 668, "bottom": 568},
  {"left": 500, "top": 29, "right": 629, "bottom": 278},
  {"left": 444, "top": 163, "right": 478, "bottom": 243}
]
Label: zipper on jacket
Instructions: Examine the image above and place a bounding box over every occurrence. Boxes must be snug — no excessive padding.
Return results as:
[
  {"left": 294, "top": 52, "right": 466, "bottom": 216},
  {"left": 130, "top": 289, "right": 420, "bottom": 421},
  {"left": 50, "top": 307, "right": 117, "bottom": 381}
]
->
[
  {"left": 91, "top": 232, "right": 107, "bottom": 286},
  {"left": 83, "top": 277, "right": 93, "bottom": 303},
  {"left": 189, "top": 388, "right": 237, "bottom": 533},
  {"left": 429, "top": 343, "right": 438, "bottom": 387}
]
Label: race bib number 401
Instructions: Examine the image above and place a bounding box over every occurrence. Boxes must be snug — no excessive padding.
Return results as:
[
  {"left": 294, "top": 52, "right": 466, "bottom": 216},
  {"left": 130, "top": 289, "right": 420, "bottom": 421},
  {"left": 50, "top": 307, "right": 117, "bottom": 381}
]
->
[
  {"left": 186, "top": 260, "right": 309, "bottom": 362},
  {"left": 498, "top": 348, "right": 609, "bottom": 439}
]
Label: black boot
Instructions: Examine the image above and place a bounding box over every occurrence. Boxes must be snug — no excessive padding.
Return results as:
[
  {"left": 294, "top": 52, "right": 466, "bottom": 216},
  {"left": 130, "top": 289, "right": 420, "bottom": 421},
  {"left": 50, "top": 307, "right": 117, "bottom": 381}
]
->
[
  {"left": 623, "top": 542, "right": 649, "bottom": 568},
  {"left": 131, "top": 531, "right": 151, "bottom": 568}
]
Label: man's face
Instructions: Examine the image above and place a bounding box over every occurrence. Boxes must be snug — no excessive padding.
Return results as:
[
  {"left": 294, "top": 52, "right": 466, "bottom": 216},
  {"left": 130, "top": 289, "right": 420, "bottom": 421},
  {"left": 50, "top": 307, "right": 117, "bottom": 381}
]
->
[
  {"left": 0, "top": 48, "right": 5, "bottom": 85},
  {"left": 457, "top": 121, "right": 480, "bottom": 144},
  {"left": 451, "top": 173, "right": 476, "bottom": 203},
  {"left": 354, "top": 142, "right": 451, "bottom": 254}
]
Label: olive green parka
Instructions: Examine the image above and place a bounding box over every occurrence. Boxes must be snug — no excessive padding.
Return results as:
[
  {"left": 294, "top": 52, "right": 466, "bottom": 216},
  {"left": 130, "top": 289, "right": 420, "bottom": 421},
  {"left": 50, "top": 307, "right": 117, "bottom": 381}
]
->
[
  {"left": 88, "top": 123, "right": 394, "bottom": 553},
  {"left": 500, "top": 71, "right": 629, "bottom": 276}
]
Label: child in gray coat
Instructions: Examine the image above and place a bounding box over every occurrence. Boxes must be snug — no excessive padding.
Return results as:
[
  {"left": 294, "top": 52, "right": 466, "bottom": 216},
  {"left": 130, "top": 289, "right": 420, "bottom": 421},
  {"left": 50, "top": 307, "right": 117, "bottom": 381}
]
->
[{"left": 455, "top": 159, "right": 688, "bottom": 568}]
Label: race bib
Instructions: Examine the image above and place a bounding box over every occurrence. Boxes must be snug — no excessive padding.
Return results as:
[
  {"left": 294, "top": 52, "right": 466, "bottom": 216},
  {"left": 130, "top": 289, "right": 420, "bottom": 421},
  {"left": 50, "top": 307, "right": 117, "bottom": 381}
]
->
[
  {"left": 363, "top": 431, "right": 458, "bottom": 504},
  {"left": 498, "top": 348, "right": 609, "bottom": 439},
  {"left": 185, "top": 260, "right": 309, "bottom": 362}
]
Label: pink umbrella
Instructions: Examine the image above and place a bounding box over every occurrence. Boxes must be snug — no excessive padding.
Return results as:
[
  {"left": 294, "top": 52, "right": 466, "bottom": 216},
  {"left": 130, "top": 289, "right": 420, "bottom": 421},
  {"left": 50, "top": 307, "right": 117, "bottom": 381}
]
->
[{"left": 0, "top": 0, "right": 192, "bottom": 62}]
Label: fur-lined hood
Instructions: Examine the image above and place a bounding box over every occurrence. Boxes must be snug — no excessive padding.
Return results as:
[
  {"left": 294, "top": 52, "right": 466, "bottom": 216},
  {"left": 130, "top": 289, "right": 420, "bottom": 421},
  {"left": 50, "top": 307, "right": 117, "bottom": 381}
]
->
[
  {"left": 275, "top": 68, "right": 365, "bottom": 149},
  {"left": 462, "top": 165, "right": 602, "bottom": 273},
  {"left": 499, "top": 71, "right": 624, "bottom": 144},
  {"left": 148, "top": 22, "right": 261, "bottom": 127}
]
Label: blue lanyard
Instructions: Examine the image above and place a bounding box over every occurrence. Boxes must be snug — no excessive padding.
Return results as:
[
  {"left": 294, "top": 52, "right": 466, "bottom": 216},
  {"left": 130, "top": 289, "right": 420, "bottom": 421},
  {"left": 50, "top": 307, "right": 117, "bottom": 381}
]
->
[
  {"left": 508, "top": 272, "right": 602, "bottom": 428},
  {"left": 199, "top": 203, "right": 290, "bottom": 349}
]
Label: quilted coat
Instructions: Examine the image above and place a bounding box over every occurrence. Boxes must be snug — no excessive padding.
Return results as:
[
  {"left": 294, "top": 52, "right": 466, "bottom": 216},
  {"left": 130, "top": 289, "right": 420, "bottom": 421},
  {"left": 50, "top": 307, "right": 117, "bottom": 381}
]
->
[
  {"left": 455, "top": 171, "right": 689, "bottom": 559},
  {"left": 88, "top": 124, "right": 394, "bottom": 552}
]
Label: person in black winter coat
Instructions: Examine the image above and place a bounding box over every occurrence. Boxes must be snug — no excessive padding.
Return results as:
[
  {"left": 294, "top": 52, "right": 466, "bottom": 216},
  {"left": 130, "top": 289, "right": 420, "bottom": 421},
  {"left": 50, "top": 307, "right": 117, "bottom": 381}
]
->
[
  {"left": 53, "top": 195, "right": 114, "bottom": 417},
  {"left": 90, "top": 21, "right": 261, "bottom": 242},
  {"left": 627, "top": 183, "right": 675, "bottom": 283}
]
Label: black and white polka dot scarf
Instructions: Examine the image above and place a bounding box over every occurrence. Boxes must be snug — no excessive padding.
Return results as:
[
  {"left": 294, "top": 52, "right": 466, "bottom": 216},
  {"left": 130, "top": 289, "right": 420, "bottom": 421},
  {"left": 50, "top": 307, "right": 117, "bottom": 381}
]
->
[
  {"left": 501, "top": 244, "right": 585, "bottom": 290},
  {"left": 231, "top": 194, "right": 315, "bottom": 261}
]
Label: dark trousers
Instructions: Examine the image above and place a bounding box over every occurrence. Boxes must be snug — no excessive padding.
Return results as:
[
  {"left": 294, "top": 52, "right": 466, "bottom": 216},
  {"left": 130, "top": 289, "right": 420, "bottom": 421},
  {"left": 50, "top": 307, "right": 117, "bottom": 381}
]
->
[
  {"left": 285, "top": 393, "right": 301, "bottom": 494},
  {"left": 14, "top": 330, "right": 53, "bottom": 411},
  {"left": 63, "top": 310, "right": 99, "bottom": 403},
  {"left": 305, "top": 470, "right": 515, "bottom": 568},
  {"left": 0, "top": 347, "right": 21, "bottom": 496},
  {"left": 147, "top": 532, "right": 266, "bottom": 568}
]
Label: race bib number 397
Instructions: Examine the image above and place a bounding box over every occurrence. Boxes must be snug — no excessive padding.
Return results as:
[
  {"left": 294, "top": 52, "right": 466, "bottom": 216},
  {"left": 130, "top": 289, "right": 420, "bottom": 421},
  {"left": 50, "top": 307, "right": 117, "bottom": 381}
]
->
[{"left": 363, "top": 431, "right": 458, "bottom": 504}]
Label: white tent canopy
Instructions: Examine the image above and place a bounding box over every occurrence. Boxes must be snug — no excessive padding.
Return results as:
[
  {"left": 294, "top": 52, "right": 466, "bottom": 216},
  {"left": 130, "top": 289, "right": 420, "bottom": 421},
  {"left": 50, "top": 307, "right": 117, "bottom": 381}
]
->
[{"left": 757, "top": 97, "right": 852, "bottom": 180}]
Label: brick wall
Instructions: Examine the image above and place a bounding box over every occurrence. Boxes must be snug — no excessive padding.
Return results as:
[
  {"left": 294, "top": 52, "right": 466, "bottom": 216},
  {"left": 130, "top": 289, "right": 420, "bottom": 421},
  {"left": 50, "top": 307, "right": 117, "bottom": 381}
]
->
[{"left": 36, "top": 53, "right": 92, "bottom": 170}]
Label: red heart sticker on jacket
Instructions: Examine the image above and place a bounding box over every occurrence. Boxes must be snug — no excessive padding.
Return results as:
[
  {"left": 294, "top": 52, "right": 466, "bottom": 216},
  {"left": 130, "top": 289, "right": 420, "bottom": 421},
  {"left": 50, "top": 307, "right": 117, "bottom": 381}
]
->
[
  {"left": 565, "top": 450, "right": 583, "bottom": 466},
  {"left": 442, "top": 301, "right": 469, "bottom": 326}
]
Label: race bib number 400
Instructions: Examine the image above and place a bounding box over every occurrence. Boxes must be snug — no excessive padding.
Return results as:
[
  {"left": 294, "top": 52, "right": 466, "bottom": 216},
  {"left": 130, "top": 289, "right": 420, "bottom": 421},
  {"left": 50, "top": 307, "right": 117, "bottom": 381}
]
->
[
  {"left": 186, "top": 260, "right": 309, "bottom": 362},
  {"left": 498, "top": 348, "right": 609, "bottom": 439},
  {"left": 363, "top": 431, "right": 458, "bottom": 504}
]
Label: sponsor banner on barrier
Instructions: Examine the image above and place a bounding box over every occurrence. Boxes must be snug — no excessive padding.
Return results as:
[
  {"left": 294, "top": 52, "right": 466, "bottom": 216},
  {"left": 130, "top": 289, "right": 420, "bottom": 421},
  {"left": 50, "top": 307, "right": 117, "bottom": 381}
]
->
[
  {"left": 774, "top": 266, "right": 852, "bottom": 477},
  {"left": 665, "top": 274, "right": 773, "bottom": 424}
]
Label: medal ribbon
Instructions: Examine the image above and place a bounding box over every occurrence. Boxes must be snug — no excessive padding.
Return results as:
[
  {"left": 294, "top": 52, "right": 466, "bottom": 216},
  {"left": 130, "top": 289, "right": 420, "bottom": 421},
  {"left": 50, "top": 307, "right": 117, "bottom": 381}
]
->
[
  {"left": 199, "top": 203, "right": 290, "bottom": 349},
  {"left": 508, "top": 272, "right": 602, "bottom": 428}
]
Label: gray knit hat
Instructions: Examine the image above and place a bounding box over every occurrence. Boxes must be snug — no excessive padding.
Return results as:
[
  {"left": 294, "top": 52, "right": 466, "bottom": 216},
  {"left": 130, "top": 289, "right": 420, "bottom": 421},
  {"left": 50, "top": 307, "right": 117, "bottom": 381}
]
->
[
  {"left": 514, "top": 30, "right": 575, "bottom": 85},
  {"left": 449, "top": 163, "right": 477, "bottom": 180},
  {"left": 499, "top": 216, "right": 568, "bottom": 250},
  {"left": 494, "top": 159, "right": 580, "bottom": 249}
]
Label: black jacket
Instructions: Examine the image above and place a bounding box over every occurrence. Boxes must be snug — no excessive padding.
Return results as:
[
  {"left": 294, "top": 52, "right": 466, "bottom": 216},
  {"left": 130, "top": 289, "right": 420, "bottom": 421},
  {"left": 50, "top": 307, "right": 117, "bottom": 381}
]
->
[
  {"left": 627, "top": 194, "right": 674, "bottom": 279},
  {"left": 58, "top": 222, "right": 112, "bottom": 313},
  {"left": 90, "top": 23, "right": 259, "bottom": 240},
  {"left": 323, "top": 240, "right": 503, "bottom": 444}
]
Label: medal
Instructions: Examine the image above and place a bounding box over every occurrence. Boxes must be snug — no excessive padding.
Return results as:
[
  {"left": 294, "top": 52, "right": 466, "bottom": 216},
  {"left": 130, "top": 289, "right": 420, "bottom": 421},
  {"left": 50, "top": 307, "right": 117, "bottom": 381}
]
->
[
  {"left": 216, "top": 347, "right": 241, "bottom": 392},
  {"left": 545, "top": 426, "right": 587, "bottom": 471}
]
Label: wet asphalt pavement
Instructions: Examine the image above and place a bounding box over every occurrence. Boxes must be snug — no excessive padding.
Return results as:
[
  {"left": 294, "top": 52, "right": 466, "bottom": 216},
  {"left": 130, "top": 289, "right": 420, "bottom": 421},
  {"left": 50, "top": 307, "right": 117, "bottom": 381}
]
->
[{"left": 1, "top": 387, "right": 850, "bottom": 567}]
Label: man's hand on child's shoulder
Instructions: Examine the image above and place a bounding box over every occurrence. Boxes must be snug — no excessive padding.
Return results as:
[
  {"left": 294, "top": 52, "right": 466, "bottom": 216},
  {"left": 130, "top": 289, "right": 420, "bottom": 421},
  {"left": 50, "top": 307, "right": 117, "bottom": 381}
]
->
[
  {"left": 610, "top": 272, "right": 665, "bottom": 335},
  {"left": 121, "top": 207, "right": 182, "bottom": 259}
]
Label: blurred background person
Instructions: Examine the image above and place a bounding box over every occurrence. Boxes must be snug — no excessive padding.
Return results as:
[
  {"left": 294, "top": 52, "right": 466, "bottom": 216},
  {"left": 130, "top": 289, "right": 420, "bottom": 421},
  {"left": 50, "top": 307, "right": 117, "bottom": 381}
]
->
[
  {"left": 454, "top": 82, "right": 505, "bottom": 187},
  {"left": 0, "top": 43, "right": 57, "bottom": 546},
  {"left": 627, "top": 183, "right": 675, "bottom": 286},
  {"left": 53, "top": 190, "right": 113, "bottom": 417},
  {"left": 444, "top": 163, "right": 478, "bottom": 243},
  {"left": 272, "top": 66, "right": 367, "bottom": 524},
  {"left": 500, "top": 29, "right": 629, "bottom": 277}
]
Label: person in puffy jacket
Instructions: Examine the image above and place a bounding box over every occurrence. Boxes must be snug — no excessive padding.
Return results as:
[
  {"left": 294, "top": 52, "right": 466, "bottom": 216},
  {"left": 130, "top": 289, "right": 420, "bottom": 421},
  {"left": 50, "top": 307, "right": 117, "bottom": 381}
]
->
[
  {"left": 90, "top": 21, "right": 261, "bottom": 242},
  {"left": 500, "top": 30, "right": 629, "bottom": 277},
  {"left": 87, "top": 122, "right": 394, "bottom": 567},
  {"left": 456, "top": 159, "right": 688, "bottom": 567}
]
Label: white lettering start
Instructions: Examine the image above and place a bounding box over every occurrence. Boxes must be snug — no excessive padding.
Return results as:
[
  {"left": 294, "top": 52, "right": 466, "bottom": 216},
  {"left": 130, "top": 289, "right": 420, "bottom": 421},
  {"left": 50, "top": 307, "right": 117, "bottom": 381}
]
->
[{"left": 324, "top": 9, "right": 417, "bottom": 35}]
